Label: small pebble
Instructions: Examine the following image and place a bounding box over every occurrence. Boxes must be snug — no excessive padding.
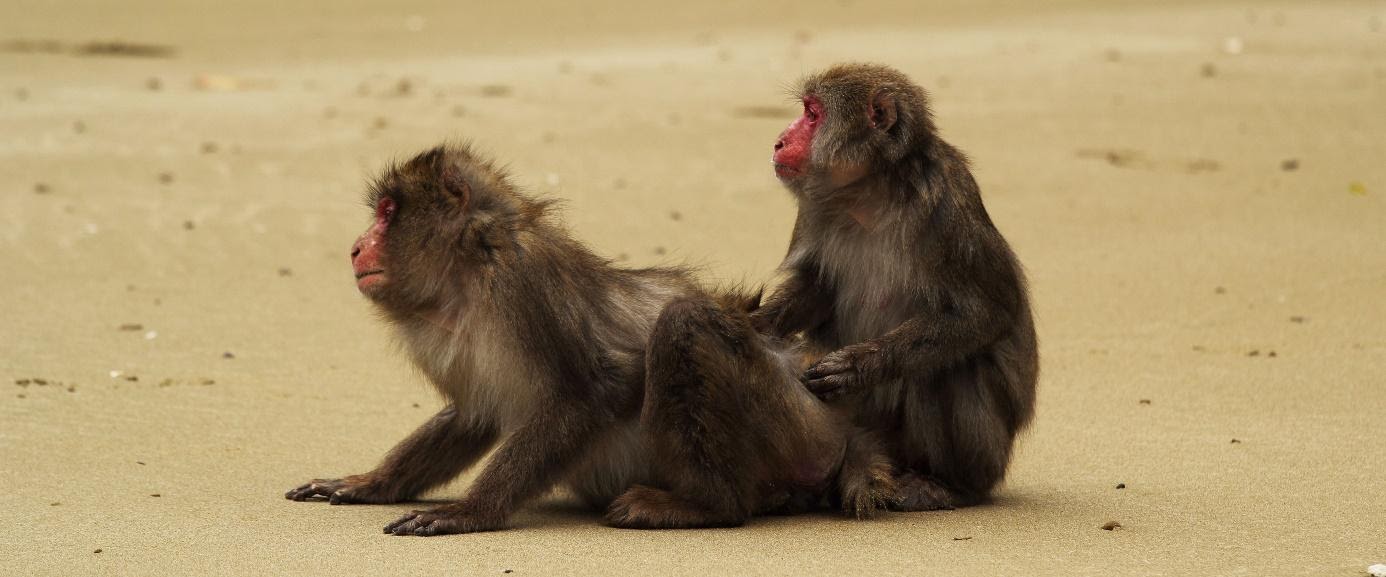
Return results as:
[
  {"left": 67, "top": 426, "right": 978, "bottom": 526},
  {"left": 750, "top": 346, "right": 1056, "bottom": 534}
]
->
[
  {"left": 1230, "top": 438, "right": 1242, "bottom": 444},
  {"left": 1214, "top": 286, "right": 1226, "bottom": 294},
  {"left": 1115, "top": 483, "right": 1126, "bottom": 489},
  {"left": 183, "top": 220, "right": 195, "bottom": 230},
  {"left": 222, "top": 351, "right": 236, "bottom": 359},
  {"left": 136, "top": 461, "right": 146, "bottom": 465},
  {"left": 1280, "top": 159, "right": 1299, "bottom": 171},
  {"left": 144, "top": 330, "right": 158, "bottom": 340},
  {"left": 1139, "top": 399, "right": 1151, "bottom": 405},
  {"left": 157, "top": 172, "right": 174, "bottom": 185},
  {"left": 1366, "top": 563, "right": 1386, "bottom": 577},
  {"left": 94, "top": 549, "right": 103, "bottom": 554},
  {"left": 1101, "top": 521, "right": 1121, "bottom": 531},
  {"left": 1247, "top": 350, "right": 1260, "bottom": 357},
  {"left": 669, "top": 211, "right": 683, "bottom": 221},
  {"left": 15, "top": 379, "right": 31, "bottom": 386},
  {"left": 150, "top": 493, "right": 161, "bottom": 497},
  {"left": 480, "top": 84, "right": 513, "bottom": 97},
  {"left": 278, "top": 267, "right": 293, "bottom": 277},
  {"left": 952, "top": 536, "right": 972, "bottom": 541},
  {"left": 1200, "top": 63, "right": 1217, "bottom": 78},
  {"left": 34, "top": 182, "right": 51, "bottom": 194},
  {"left": 119, "top": 323, "right": 143, "bottom": 331}
]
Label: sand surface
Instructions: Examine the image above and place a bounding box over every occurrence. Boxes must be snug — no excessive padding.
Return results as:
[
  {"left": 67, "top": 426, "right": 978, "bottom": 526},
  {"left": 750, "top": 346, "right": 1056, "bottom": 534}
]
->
[{"left": 2, "top": 1, "right": 1384, "bottom": 575}]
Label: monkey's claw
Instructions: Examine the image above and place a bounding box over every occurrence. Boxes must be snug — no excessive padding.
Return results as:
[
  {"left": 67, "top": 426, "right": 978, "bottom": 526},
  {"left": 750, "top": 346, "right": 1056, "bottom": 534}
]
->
[
  {"left": 284, "top": 476, "right": 394, "bottom": 504},
  {"left": 384, "top": 504, "right": 503, "bottom": 536}
]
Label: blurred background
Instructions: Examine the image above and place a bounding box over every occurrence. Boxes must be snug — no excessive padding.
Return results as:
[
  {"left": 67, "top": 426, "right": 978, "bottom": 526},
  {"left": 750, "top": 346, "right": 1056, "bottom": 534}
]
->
[{"left": 2, "top": 1, "right": 1383, "bottom": 575}]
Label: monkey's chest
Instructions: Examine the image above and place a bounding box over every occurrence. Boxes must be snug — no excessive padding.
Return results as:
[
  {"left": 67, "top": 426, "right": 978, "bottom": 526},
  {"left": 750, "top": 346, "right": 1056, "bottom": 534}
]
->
[
  {"left": 404, "top": 321, "right": 542, "bottom": 431},
  {"left": 819, "top": 237, "right": 915, "bottom": 345}
]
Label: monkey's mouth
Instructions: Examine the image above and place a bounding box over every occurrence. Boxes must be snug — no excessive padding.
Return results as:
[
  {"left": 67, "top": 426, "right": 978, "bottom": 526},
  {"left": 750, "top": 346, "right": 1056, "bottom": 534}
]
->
[
  {"left": 773, "top": 163, "right": 802, "bottom": 179},
  {"left": 355, "top": 270, "right": 384, "bottom": 280},
  {"left": 355, "top": 270, "right": 386, "bottom": 293}
]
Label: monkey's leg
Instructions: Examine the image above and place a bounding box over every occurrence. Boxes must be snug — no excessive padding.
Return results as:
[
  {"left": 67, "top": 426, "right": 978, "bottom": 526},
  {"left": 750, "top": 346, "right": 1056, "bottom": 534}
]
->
[
  {"left": 893, "top": 360, "right": 1014, "bottom": 511},
  {"left": 285, "top": 405, "right": 496, "bottom": 504},
  {"left": 606, "top": 298, "right": 764, "bottom": 529},
  {"left": 835, "top": 428, "right": 897, "bottom": 518},
  {"left": 384, "top": 399, "right": 613, "bottom": 536}
]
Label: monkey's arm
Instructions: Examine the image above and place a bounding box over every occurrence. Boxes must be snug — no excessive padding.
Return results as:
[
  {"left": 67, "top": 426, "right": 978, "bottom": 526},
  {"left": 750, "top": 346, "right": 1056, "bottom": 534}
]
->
[
  {"left": 383, "top": 398, "right": 611, "bottom": 536},
  {"left": 751, "top": 266, "right": 834, "bottom": 338},
  {"left": 803, "top": 287, "right": 1013, "bottom": 399},
  {"left": 285, "top": 405, "right": 497, "bottom": 504}
]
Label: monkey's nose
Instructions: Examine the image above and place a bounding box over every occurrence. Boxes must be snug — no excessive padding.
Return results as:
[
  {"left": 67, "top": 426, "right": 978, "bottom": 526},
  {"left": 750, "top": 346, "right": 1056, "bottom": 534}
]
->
[
  {"left": 774, "top": 139, "right": 785, "bottom": 151},
  {"left": 350, "top": 243, "right": 362, "bottom": 260}
]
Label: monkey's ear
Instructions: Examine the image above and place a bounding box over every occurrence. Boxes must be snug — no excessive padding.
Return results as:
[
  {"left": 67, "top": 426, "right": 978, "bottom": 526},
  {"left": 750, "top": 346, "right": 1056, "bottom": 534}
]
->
[
  {"left": 868, "top": 90, "right": 897, "bottom": 132},
  {"left": 439, "top": 163, "right": 472, "bottom": 210}
]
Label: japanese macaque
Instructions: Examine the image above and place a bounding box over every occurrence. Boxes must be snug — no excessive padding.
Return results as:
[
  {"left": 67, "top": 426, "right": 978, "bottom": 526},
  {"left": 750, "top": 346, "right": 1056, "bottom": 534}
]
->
[
  {"left": 760, "top": 63, "right": 1039, "bottom": 509},
  {"left": 285, "top": 144, "right": 893, "bottom": 535}
]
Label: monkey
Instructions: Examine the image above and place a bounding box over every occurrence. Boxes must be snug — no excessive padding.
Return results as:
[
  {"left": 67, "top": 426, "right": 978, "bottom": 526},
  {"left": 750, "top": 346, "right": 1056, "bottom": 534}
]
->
[
  {"left": 753, "top": 62, "right": 1040, "bottom": 510},
  {"left": 284, "top": 143, "right": 894, "bottom": 535}
]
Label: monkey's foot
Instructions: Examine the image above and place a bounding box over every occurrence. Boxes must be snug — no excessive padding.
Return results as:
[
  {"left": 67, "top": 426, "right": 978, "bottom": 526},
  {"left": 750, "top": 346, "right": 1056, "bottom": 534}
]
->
[
  {"left": 890, "top": 473, "right": 966, "bottom": 512},
  {"left": 384, "top": 503, "right": 505, "bottom": 536},
  {"left": 605, "top": 486, "right": 745, "bottom": 529},
  {"left": 284, "top": 475, "right": 399, "bottom": 505},
  {"left": 840, "top": 462, "right": 898, "bottom": 519}
]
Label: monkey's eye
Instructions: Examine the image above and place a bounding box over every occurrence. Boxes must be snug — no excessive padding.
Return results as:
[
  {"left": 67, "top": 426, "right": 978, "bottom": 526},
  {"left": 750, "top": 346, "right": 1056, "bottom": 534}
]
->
[
  {"left": 376, "top": 197, "right": 397, "bottom": 224},
  {"left": 803, "top": 100, "right": 821, "bottom": 125}
]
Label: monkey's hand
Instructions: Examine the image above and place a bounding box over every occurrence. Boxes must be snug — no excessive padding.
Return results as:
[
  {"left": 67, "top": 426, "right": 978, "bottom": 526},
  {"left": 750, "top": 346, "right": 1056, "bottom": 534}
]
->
[
  {"left": 384, "top": 501, "right": 506, "bottom": 536},
  {"left": 284, "top": 474, "right": 399, "bottom": 505},
  {"left": 802, "top": 342, "right": 882, "bottom": 401}
]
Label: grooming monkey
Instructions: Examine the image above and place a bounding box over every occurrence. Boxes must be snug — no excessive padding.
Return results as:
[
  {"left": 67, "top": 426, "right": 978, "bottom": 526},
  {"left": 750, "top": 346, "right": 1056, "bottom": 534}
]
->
[
  {"left": 285, "top": 144, "right": 893, "bottom": 534},
  {"left": 759, "top": 63, "right": 1039, "bottom": 509}
]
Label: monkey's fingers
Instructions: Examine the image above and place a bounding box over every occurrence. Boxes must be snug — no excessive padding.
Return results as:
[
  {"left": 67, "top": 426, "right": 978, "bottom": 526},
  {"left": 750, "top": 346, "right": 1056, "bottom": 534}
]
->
[
  {"left": 384, "top": 511, "right": 427, "bottom": 535},
  {"left": 284, "top": 479, "right": 341, "bottom": 501},
  {"left": 805, "top": 374, "right": 855, "bottom": 401}
]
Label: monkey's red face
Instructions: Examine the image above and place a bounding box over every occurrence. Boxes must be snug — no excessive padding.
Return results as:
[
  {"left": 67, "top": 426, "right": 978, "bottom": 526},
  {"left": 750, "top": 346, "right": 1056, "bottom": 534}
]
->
[
  {"left": 351, "top": 196, "right": 394, "bottom": 296},
  {"left": 773, "top": 96, "right": 822, "bottom": 180}
]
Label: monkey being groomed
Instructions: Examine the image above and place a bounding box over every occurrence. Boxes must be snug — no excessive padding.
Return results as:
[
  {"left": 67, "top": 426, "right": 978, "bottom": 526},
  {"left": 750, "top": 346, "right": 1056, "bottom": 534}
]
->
[
  {"left": 757, "top": 63, "right": 1040, "bottom": 510},
  {"left": 285, "top": 143, "right": 894, "bottom": 535}
]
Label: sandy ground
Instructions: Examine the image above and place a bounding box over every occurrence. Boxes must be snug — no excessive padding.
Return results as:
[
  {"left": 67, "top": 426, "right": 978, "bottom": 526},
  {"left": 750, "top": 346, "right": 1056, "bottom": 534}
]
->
[{"left": 2, "top": 0, "right": 1384, "bottom": 575}]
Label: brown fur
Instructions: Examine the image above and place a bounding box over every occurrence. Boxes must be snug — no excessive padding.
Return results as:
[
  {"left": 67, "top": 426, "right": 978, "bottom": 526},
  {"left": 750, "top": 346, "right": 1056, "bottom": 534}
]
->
[
  {"left": 285, "top": 143, "right": 893, "bottom": 535},
  {"left": 760, "top": 63, "right": 1040, "bottom": 509}
]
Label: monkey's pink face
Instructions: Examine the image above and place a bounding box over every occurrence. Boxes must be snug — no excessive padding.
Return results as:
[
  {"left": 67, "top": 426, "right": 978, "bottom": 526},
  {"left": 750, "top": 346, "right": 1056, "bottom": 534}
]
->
[
  {"left": 773, "top": 96, "right": 821, "bottom": 180},
  {"left": 350, "top": 196, "right": 394, "bottom": 296}
]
